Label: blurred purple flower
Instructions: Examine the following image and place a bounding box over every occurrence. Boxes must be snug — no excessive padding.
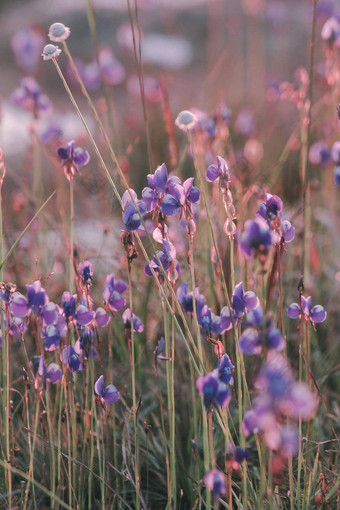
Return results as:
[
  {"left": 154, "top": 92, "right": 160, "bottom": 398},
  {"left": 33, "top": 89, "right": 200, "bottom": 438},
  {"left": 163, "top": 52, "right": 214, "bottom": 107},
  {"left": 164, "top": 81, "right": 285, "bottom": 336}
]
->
[
  {"left": 95, "top": 307, "right": 111, "bottom": 328},
  {"left": 75, "top": 327, "right": 97, "bottom": 360},
  {"left": 57, "top": 140, "right": 90, "bottom": 181},
  {"left": 95, "top": 375, "right": 120, "bottom": 404},
  {"left": 75, "top": 304, "right": 95, "bottom": 327},
  {"left": 38, "top": 357, "right": 62, "bottom": 384},
  {"left": 232, "top": 281, "right": 259, "bottom": 319},
  {"left": 61, "top": 291, "right": 77, "bottom": 320},
  {"left": 122, "top": 308, "right": 144, "bottom": 333},
  {"left": 257, "top": 193, "right": 283, "bottom": 222},
  {"left": 308, "top": 141, "right": 332, "bottom": 165},
  {"left": 321, "top": 16, "right": 340, "bottom": 49},
  {"left": 11, "top": 27, "right": 44, "bottom": 74},
  {"left": 239, "top": 217, "right": 279, "bottom": 260},
  {"left": 334, "top": 165, "right": 340, "bottom": 186},
  {"left": 11, "top": 77, "right": 52, "bottom": 116},
  {"left": 238, "top": 306, "right": 285, "bottom": 355},
  {"left": 196, "top": 369, "right": 231, "bottom": 410},
  {"left": 27, "top": 280, "right": 48, "bottom": 315},
  {"left": 102, "top": 274, "right": 127, "bottom": 313},
  {"left": 60, "top": 345, "right": 83, "bottom": 372},
  {"left": 203, "top": 469, "right": 226, "bottom": 500},
  {"left": 78, "top": 260, "right": 94, "bottom": 285},
  {"left": 206, "top": 155, "right": 229, "bottom": 184},
  {"left": 216, "top": 353, "right": 234, "bottom": 385},
  {"left": 9, "top": 292, "right": 29, "bottom": 318}
]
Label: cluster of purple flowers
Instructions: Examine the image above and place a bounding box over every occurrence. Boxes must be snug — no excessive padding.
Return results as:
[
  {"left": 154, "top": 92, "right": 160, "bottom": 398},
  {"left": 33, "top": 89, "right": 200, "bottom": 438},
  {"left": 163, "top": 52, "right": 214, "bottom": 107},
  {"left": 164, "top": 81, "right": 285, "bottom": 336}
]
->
[
  {"left": 240, "top": 192, "right": 295, "bottom": 262},
  {"left": 196, "top": 353, "right": 234, "bottom": 410},
  {"left": 242, "top": 352, "right": 318, "bottom": 455}
]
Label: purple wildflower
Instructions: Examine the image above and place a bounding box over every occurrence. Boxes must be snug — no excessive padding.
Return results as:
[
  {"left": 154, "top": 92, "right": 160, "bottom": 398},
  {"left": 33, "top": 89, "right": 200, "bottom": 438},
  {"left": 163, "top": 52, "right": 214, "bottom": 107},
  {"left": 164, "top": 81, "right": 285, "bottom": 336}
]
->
[
  {"left": 142, "top": 163, "right": 168, "bottom": 212},
  {"left": 61, "top": 291, "right": 77, "bottom": 320},
  {"left": 11, "top": 27, "right": 44, "bottom": 74},
  {"left": 9, "top": 292, "right": 29, "bottom": 318},
  {"left": 102, "top": 274, "right": 127, "bottom": 313},
  {"left": 334, "top": 165, "right": 340, "bottom": 186},
  {"left": 78, "top": 261, "right": 94, "bottom": 285},
  {"left": 196, "top": 369, "right": 231, "bottom": 410},
  {"left": 33, "top": 356, "right": 62, "bottom": 388},
  {"left": 287, "top": 295, "right": 327, "bottom": 325},
  {"left": 27, "top": 280, "right": 48, "bottom": 315},
  {"left": 216, "top": 353, "right": 234, "bottom": 385},
  {"left": 122, "top": 308, "right": 144, "bottom": 333},
  {"left": 232, "top": 281, "right": 259, "bottom": 319},
  {"left": 321, "top": 16, "right": 340, "bottom": 49},
  {"left": 160, "top": 177, "right": 200, "bottom": 218},
  {"left": 95, "top": 375, "right": 120, "bottom": 404},
  {"left": 203, "top": 469, "right": 226, "bottom": 500},
  {"left": 57, "top": 140, "right": 90, "bottom": 181},
  {"left": 239, "top": 217, "right": 279, "bottom": 260},
  {"left": 205, "top": 156, "right": 230, "bottom": 187},
  {"left": 122, "top": 189, "right": 147, "bottom": 231},
  {"left": 10, "top": 77, "right": 52, "bottom": 116},
  {"left": 94, "top": 307, "right": 111, "bottom": 328},
  {"left": 60, "top": 346, "right": 83, "bottom": 372},
  {"left": 257, "top": 193, "right": 283, "bottom": 222},
  {"left": 308, "top": 141, "right": 332, "bottom": 165},
  {"left": 75, "top": 327, "right": 97, "bottom": 360},
  {"left": 238, "top": 306, "right": 285, "bottom": 355}
]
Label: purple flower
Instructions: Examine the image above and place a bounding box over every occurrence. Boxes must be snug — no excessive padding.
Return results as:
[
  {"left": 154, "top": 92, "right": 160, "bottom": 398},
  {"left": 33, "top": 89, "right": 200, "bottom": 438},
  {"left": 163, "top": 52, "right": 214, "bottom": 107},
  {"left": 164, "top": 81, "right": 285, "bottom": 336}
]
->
[
  {"left": 321, "top": 16, "right": 340, "bottom": 49},
  {"left": 232, "top": 282, "right": 259, "bottom": 319},
  {"left": 196, "top": 370, "right": 231, "bottom": 410},
  {"left": 99, "top": 48, "right": 126, "bottom": 86},
  {"left": 57, "top": 140, "right": 90, "bottom": 181},
  {"left": 60, "top": 346, "right": 83, "bottom": 372},
  {"left": 95, "top": 375, "right": 120, "bottom": 404},
  {"left": 75, "top": 327, "right": 97, "bottom": 360},
  {"left": 9, "top": 292, "right": 29, "bottom": 318},
  {"left": 11, "top": 27, "right": 44, "bottom": 74},
  {"left": 102, "top": 274, "right": 127, "bottom": 313},
  {"left": 10, "top": 77, "right": 52, "bottom": 116},
  {"left": 142, "top": 163, "right": 168, "bottom": 212},
  {"left": 122, "top": 189, "right": 147, "bottom": 231},
  {"left": 61, "top": 291, "right": 77, "bottom": 320},
  {"left": 122, "top": 308, "right": 144, "bottom": 333},
  {"left": 32, "top": 356, "right": 62, "bottom": 387},
  {"left": 308, "top": 141, "right": 332, "bottom": 165},
  {"left": 239, "top": 217, "right": 279, "bottom": 260},
  {"left": 257, "top": 193, "right": 283, "bottom": 222},
  {"left": 282, "top": 220, "right": 295, "bottom": 242},
  {"left": 216, "top": 353, "right": 234, "bottom": 385},
  {"left": 160, "top": 177, "right": 200, "bottom": 218},
  {"left": 75, "top": 304, "right": 95, "bottom": 327},
  {"left": 94, "top": 307, "right": 111, "bottom": 328},
  {"left": 78, "top": 261, "right": 93, "bottom": 284},
  {"left": 331, "top": 141, "right": 340, "bottom": 165},
  {"left": 27, "top": 280, "right": 48, "bottom": 315},
  {"left": 226, "top": 445, "right": 251, "bottom": 469},
  {"left": 205, "top": 156, "right": 229, "bottom": 184},
  {"left": 238, "top": 306, "right": 285, "bottom": 355},
  {"left": 287, "top": 295, "right": 327, "bottom": 324},
  {"left": 334, "top": 165, "right": 340, "bottom": 187},
  {"left": 203, "top": 469, "right": 226, "bottom": 500}
]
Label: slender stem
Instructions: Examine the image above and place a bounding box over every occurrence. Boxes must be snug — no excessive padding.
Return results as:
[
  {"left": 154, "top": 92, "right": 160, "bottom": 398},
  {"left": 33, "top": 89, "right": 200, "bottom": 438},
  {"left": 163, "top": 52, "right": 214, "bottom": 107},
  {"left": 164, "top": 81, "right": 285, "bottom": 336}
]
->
[
  {"left": 127, "top": 264, "right": 140, "bottom": 510},
  {"left": 46, "top": 383, "right": 57, "bottom": 509},
  {"left": 69, "top": 179, "right": 74, "bottom": 292}
]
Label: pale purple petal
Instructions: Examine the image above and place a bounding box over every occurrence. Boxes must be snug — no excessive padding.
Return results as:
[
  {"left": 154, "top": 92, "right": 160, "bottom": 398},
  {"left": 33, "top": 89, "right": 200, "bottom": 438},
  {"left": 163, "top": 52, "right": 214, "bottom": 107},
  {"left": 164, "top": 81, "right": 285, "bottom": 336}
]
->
[{"left": 95, "top": 375, "right": 105, "bottom": 396}]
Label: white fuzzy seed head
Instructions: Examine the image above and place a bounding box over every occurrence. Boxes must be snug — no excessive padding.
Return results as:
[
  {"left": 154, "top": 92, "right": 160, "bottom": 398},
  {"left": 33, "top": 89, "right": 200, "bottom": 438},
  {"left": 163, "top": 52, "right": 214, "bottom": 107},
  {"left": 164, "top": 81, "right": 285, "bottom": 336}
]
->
[
  {"left": 42, "top": 44, "right": 62, "bottom": 61},
  {"left": 48, "top": 22, "right": 71, "bottom": 43},
  {"left": 175, "top": 110, "right": 197, "bottom": 131}
]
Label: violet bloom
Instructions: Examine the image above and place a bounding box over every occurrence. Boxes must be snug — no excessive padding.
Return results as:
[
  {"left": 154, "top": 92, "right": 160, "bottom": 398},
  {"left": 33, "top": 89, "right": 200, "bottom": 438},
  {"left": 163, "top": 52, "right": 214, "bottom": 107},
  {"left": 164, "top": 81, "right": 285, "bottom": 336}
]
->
[
  {"left": 95, "top": 375, "right": 120, "bottom": 404},
  {"left": 60, "top": 346, "right": 83, "bottom": 372},
  {"left": 205, "top": 156, "right": 229, "bottom": 185},
  {"left": 308, "top": 141, "right": 332, "bottom": 165},
  {"left": 203, "top": 469, "right": 226, "bottom": 500},
  {"left": 238, "top": 306, "right": 285, "bottom": 355},
  {"left": 257, "top": 193, "right": 283, "bottom": 222},
  {"left": 75, "top": 327, "right": 97, "bottom": 360},
  {"left": 94, "top": 307, "right": 111, "bottom": 328},
  {"left": 99, "top": 48, "right": 126, "bottom": 86},
  {"left": 11, "top": 77, "right": 52, "bottom": 116},
  {"left": 32, "top": 356, "right": 62, "bottom": 388},
  {"left": 226, "top": 445, "right": 251, "bottom": 470},
  {"left": 121, "top": 189, "right": 147, "bottom": 231},
  {"left": 57, "top": 140, "right": 90, "bottom": 181},
  {"left": 78, "top": 261, "right": 93, "bottom": 285},
  {"left": 160, "top": 177, "right": 200, "bottom": 217},
  {"left": 75, "top": 304, "right": 95, "bottom": 327},
  {"left": 287, "top": 295, "right": 327, "bottom": 325},
  {"left": 334, "top": 165, "right": 340, "bottom": 187},
  {"left": 27, "top": 280, "right": 48, "bottom": 315},
  {"left": 102, "top": 274, "right": 127, "bottom": 313},
  {"left": 242, "top": 352, "right": 318, "bottom": 451},
  {"left": 216, "top": 353, "right": 234, "bottom": 385},
  {"left": 321, "top": 16, "right": 340, "bottom": 49},
  {"left": 142, "top": 163, "right": 168, "bottom": 212},
  {"left": 144, "top": 239, "right": 180, "bottom": 281},
  {"left": 196, "top": 369, "right": 231, "bottom": 410},
  {"left": 122, "top": 308, "right": 144, "bottom": 333},
  {"left": 239, "top": 217, "right": 279, "bottom": 260},
  {"left": 61, "top": 291, "right": 77, "bottom": 321},
  {"left": 232, "top": 282, "right": 259, "bottom": 319},
  {"left": 11, "top": 27, "right": 45, "bottom": 74},
  {"left": 9, "top": 292, "right": 29, "bottom": 318}
]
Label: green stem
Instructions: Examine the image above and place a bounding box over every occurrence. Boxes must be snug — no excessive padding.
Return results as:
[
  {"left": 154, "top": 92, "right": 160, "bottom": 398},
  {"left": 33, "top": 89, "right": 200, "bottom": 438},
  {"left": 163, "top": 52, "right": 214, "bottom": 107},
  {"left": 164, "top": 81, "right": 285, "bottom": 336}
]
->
[{"left": 69, "top": 179, "right": 74, "bottom": 292}]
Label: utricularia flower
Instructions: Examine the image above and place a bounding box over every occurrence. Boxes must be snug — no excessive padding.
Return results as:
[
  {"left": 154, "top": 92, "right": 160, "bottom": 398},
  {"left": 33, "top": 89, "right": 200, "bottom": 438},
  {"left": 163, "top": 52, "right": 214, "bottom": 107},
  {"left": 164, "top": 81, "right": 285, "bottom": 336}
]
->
[
  {"left": 42, "top": 44, "right": 62, "bottom": 61},
  {"left": 57, "top": 140, "right": 90, "bottom": 181},
  {"left": 203, "top": 469, "right": 226, "bottom": 501},
  {"left": 48, "top": 22, "right": 71, "bottom": 43},
  {"left": 287, "top": 295, "right": 327, "bottom": 326},
  {"left": 239, "top": 217, "right": 279, "bottom": 262},
  {"left": 95, "top": 375, "right": 120, "bottom": 405}
]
